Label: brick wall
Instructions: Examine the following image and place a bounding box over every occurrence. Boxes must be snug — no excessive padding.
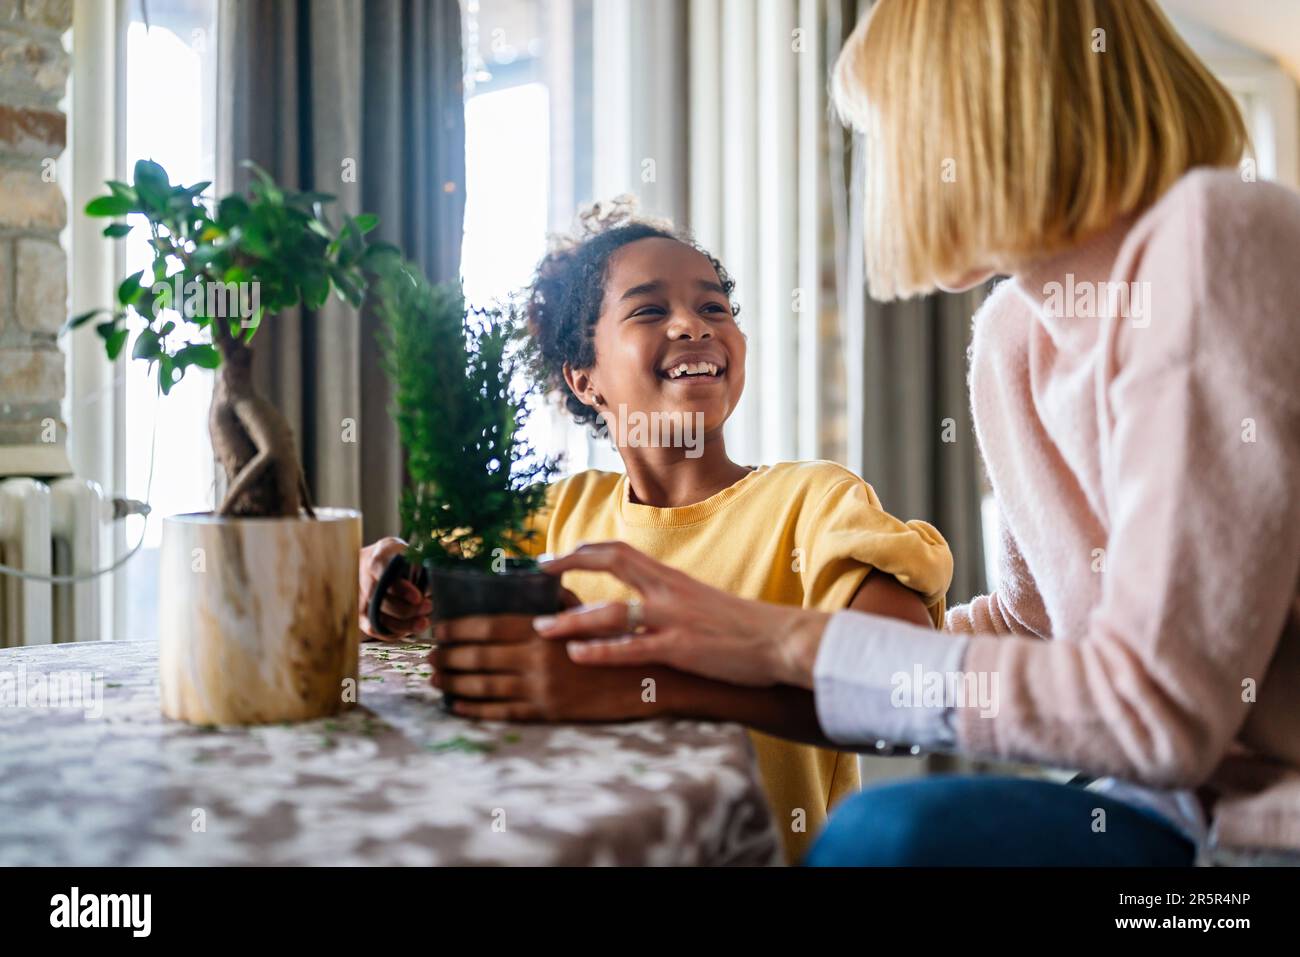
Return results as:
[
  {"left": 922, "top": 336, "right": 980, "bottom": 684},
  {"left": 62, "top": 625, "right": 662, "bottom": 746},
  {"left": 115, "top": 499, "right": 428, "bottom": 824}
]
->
[{"left": 0, "top": 0, "right": 71, "bottom": 476}]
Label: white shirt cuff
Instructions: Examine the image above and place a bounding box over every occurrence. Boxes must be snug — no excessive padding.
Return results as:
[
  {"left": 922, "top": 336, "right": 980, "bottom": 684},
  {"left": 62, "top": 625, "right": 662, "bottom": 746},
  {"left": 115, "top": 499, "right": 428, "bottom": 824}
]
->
[{"left": 812, "top": 610, "right": 968, "bottom": 752}]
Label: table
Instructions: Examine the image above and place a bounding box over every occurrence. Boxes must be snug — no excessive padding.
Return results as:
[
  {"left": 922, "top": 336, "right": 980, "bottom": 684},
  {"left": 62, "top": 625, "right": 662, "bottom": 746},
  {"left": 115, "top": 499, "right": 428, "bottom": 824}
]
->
[{"left": 0, "top": 640, "right": 781, "bottom": 865}]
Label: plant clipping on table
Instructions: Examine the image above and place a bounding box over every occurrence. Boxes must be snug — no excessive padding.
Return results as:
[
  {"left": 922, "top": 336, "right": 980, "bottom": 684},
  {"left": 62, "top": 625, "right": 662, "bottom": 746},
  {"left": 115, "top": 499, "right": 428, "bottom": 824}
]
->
[
  {"left": 66, "top": 158, "right": 394, "bottom": 725},
  {"left": 366, "top": 258, "right": 562, "bottom": 633}
]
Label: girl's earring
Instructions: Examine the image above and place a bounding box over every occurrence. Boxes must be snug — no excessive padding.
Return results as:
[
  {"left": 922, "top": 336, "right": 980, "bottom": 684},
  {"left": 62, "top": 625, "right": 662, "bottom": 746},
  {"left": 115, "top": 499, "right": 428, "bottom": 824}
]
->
[{"left": 591, "top": 394, "right": 605, "bottom": 407}]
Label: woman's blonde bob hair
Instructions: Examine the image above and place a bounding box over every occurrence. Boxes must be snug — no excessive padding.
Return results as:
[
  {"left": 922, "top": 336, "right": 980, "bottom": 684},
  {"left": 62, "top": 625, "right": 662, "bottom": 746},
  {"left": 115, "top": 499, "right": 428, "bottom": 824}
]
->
[{"left": 832, "top": 0, "right": 1247, "bottom": 299}]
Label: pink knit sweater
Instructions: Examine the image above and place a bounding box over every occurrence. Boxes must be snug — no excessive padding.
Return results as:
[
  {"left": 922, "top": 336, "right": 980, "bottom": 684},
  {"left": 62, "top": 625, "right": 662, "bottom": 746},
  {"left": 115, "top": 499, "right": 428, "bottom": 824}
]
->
[{"left": 948, "top": 169, "right": 1300, "bottom": 854}]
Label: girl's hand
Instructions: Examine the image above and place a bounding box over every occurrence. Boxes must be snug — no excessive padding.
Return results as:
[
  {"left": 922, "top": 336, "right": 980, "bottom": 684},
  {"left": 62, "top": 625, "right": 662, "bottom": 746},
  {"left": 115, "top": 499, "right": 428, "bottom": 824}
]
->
[
  {"left": 533, "top": 542, "right": 830, "bottom": 689},
  {"left": 358, "top": 537, "right": 432, "bottom": 639},
  {"left": 428, "top": 615, "right": 666, "bottom": 722}
]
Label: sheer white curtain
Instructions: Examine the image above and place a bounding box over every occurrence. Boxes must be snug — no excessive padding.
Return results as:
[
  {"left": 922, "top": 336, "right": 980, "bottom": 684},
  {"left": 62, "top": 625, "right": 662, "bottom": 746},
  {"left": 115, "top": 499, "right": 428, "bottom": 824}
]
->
[
  {"left": 567, "top": 0, "right": 861, "bottom": 468},
  {"left": 562, "top": 0, "right": 692, "bottom": 472},
  {"left": 577, "top": 3, "right": 988, "bottom": 611},
  {"left": 688, "top": 0, "right": 849, "bottom": 466},
  {"left": 577, "top": 0, "right": 838, "bottom": 465},
  {"left": 687, "top": 0, "right": 989, "bottom": 605}
]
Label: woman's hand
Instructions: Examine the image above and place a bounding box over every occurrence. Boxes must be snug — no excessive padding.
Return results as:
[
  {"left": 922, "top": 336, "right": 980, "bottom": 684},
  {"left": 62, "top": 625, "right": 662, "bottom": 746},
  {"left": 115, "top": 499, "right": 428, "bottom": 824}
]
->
[
  {"left": 533, "top": 542, "right": 830, "bottom": 689},
  {"left": 428, "top": 615, "right": 667, "bottom": 722},
  {"left": 358, "top": 537, "right": 432, "bottom": 639}
]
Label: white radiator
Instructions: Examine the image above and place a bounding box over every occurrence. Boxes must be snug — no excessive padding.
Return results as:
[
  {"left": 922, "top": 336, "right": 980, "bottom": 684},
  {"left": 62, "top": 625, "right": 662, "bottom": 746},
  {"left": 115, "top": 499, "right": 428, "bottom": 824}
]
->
[{"left": 0, "top": 477, "right": 112, "bottom": 646}]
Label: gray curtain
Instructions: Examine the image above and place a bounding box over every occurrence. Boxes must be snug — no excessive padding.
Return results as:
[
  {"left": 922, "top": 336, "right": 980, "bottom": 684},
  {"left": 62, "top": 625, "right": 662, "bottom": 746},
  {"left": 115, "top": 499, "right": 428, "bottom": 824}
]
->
[
  {"left": 215, "top": 0, "right": 466, "bottom": 541},
  {"left": 856, "top": 286, "right": 988, "bottom": 606}
]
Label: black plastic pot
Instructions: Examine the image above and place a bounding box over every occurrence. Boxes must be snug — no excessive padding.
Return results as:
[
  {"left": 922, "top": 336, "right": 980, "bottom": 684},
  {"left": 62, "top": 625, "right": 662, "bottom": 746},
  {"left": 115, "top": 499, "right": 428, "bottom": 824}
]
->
[
  {"left": 427, "top": 558, "right": 563, "bottom": 621},
  {"left": 368, "top": 554, "right": 562, "bottom": 713},
  {"left": 369, "top": 554, "right": 562, "bottom": 633}
]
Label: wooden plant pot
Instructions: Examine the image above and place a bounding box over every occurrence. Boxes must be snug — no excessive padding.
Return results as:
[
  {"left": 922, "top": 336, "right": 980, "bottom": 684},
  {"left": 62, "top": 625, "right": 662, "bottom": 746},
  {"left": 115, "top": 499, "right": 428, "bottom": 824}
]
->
[{"left": 158, "top": 508, "right": 362, "bottom": 725}]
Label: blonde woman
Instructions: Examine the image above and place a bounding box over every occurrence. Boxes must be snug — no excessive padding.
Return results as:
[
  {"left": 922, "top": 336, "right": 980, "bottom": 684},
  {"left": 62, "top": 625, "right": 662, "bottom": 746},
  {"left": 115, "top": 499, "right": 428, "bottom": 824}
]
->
[{"left": 517, "top": 0, "right": 1300, "bottom": 865}]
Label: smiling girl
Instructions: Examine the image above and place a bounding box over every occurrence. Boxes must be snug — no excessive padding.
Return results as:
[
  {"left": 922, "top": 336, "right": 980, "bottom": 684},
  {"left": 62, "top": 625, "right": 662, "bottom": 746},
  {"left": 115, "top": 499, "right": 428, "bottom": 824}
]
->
[{"left": 359, "top": 201, "right": 953, "bottom": 861}]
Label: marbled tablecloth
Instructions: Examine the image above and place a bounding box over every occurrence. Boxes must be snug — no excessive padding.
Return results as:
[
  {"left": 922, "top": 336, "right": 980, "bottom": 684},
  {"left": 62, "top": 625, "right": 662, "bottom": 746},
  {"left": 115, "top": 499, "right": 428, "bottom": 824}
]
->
[{"left": 0, "top": 640, "right": 781, "bottom": 865}]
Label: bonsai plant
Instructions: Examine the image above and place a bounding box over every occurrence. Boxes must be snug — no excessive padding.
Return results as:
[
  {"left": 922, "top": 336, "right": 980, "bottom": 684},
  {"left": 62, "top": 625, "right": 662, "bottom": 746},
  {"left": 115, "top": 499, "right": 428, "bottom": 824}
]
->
[
  {"left": 68, "top": 159, "right": 393, "bottom": 725},
  {"left": 365, "top": 258, "right": 562, "bottom": 633}
]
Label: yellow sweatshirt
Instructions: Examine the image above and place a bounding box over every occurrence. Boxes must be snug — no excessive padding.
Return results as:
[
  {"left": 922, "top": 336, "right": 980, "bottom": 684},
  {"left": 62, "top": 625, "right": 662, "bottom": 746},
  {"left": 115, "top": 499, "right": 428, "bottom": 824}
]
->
[{"left": 519, "top": 460, "right": 953, "bottom": 861}]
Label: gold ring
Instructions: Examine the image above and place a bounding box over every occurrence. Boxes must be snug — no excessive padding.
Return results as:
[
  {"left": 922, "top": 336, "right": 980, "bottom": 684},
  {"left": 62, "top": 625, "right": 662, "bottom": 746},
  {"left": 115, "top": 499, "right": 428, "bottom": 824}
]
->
[{"left": 625, "top": 598, "right": 644, "bottom": 632}]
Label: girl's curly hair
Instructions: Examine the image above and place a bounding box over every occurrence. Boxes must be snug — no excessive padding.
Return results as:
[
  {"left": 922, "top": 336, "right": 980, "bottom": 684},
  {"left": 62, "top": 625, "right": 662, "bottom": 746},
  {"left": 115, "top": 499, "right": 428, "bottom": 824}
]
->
[{"left": 524, "top": 196, "right": 740, "bottom": 432}]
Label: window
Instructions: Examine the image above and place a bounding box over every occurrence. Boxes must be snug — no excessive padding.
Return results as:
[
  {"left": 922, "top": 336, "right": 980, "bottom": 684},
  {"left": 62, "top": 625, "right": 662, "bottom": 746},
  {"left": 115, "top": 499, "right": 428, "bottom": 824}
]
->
[
  {"left": 67, "top": 0, "right": 627, "bottom": 638},
  {"left": 116, "top": 1, "right": 219, "bottom": 642},
  {"left": 460, "top": 0, "right": 614, "bottom": 477}
]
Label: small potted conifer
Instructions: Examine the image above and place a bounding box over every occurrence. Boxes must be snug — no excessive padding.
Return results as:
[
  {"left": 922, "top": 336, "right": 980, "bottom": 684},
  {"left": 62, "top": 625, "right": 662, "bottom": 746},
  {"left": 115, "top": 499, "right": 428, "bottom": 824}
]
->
[
  {"left": 365, "top": 258, "right": 562, "bottom": 633},
  {"left": 69, "top": 159, "right": 393, "bottom": 725}
]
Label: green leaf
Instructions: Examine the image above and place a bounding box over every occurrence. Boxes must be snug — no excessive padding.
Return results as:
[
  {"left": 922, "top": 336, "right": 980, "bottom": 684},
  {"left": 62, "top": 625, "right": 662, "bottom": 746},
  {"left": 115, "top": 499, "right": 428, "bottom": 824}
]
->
[
  {"left": 176, "top": 343, "right": 221, "bottom": 370},
  {"left": 337, "top": 217, "right": 365, "bottom": 266},
  {"left": 331, "top": 267, "right": 364, "bottom": 309},
  {"left": 241, "top": 304, "right": 264, "bottom": 342},
  {"left": 362, "top": 241, "right": 402, "bottom": 263},
  {"left": 63, "top": 308, "right": 108, "bottom": 335},
  {"left": 353, "top": 213, "right": 379, "bottom": 234},
  {"left": 133, "top": 159, "right": 172, "bottom": 211},
  {"left": 158, "top": 355, "right": 178, "bottom": 394},
  {"left": 190, "top": 243, "right": 221, "bottom": 267},
  {"left": 135, "top": 285, "right": 159, "bottom": 321},
  {"left": 301, "top": 270, "right": 330, "bottom": 311},
  {"left": 193, "top": 344, "right": 221, "bottom": 369},
  {"left": 217, "top": 195, "right": 250, "bottom": 229},
  {"left": 104, "top": 328, "right": 129, "bottom": 360},
  {"left": 241, "top": 160, "right": 283, "bottom": 205},
  {"left": 117, "top": 270, "right": 145, "bottom": 307},
  {"left": 102, "top": 222, "right": 133, "bottom": 239},
  {"left": 86, "top": 195, "right": 131, "bottom": 217},
  {"left": 239, "top": 216, "right": 274, "bottom": 258},
  {"left": 132, "top": 328, "right": 162, "bottom": 361},
  {"left": 167, "top": 188, "right": 199, "bottom": 216}
]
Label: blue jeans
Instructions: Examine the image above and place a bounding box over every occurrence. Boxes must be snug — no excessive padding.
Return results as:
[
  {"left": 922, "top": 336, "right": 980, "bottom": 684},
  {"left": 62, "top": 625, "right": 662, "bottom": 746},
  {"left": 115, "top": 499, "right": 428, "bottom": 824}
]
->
[{"left": 805, "top": 775, "right": 1196, "bottom": 866}]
